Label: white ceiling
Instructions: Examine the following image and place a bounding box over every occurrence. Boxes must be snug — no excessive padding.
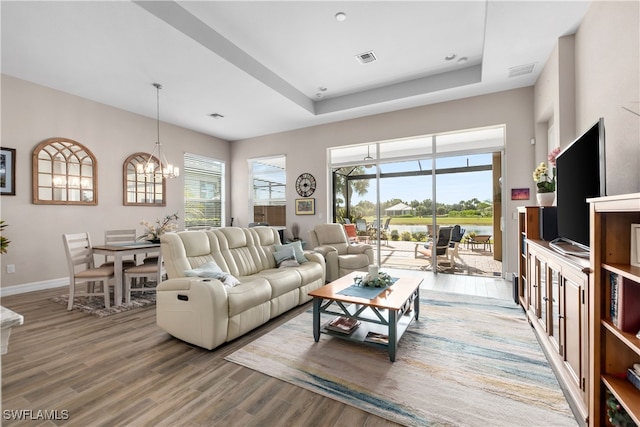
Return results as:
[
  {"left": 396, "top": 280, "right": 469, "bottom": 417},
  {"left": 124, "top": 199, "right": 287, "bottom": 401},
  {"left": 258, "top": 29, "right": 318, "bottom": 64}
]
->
[{"left": 1, "top": 1, "right": 591, "bottom": 142}]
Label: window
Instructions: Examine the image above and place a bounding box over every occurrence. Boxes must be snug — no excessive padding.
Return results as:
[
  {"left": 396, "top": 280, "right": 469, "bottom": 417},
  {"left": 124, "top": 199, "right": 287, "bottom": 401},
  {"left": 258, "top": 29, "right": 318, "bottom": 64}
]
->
[
  {"left": 32, "top": 137, "right": 97, "bottom": 205},
  {"left": 249, "top": 156, "right": 286, "bottom": 226},
  {"left": 184, "top": 153, "right": 224, "bottom": 228},
  {"left": 123, "top": 152, "right": 166, "bottom": 206}
]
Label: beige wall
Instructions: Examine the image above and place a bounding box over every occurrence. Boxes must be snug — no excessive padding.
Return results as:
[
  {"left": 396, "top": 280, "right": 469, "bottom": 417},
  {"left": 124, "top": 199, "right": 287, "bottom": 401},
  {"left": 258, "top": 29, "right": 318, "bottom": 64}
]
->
[
  {"left": 575, "top": 0, "right": 640, "bottom": 195},
  {"left": 535, "top": 1, "right": 639, "bottom": 196},
  {"left": 231, "top": 87, "right": 537, "bottom": 277},
  {"left": 0, "top": 76, "right": 230, "bottom": 291}
]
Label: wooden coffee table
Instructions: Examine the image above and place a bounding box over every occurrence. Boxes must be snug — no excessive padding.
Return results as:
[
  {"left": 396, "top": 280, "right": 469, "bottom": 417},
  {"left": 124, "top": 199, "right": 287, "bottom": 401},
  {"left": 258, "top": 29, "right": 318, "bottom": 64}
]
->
[{"left": 308, "top": 272, "right": 422, "bottom": 361}]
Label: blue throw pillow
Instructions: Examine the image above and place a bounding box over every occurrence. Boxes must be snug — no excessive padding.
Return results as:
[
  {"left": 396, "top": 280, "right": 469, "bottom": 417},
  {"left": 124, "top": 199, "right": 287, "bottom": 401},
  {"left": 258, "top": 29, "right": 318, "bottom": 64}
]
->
[
  {"left": 273, "top": 246, "right": 297, "bottom": 266},
  {"left": 274, "top": 240, "right": 307, "bottom": 264}
]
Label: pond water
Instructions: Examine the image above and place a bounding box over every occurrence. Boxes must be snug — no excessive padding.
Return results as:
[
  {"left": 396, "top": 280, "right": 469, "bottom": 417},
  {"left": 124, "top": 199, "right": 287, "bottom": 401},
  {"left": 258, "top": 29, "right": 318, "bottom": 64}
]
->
[{"left": 390, "top": 224, "right": 493, "bottom": 237}]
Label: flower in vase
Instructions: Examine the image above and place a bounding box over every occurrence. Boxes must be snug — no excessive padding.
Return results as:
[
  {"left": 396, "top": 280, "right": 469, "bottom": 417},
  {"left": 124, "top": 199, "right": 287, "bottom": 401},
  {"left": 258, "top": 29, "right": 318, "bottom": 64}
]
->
[
  {"left": 137, "top": 212, "right": 179, "bottom": 241},
  {"left": 533, "top": 148, "right": 561, "bottom": 193}
]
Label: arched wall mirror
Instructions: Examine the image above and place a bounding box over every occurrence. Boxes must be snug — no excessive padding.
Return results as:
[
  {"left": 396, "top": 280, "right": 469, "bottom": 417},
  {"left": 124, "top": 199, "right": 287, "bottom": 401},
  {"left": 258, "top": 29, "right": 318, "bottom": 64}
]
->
[
  {"left": 123, "top": 152, "right": 166, "bottom": 206},
  {"left": 32, "top": 138, "right": 97, "bottom": 205}
]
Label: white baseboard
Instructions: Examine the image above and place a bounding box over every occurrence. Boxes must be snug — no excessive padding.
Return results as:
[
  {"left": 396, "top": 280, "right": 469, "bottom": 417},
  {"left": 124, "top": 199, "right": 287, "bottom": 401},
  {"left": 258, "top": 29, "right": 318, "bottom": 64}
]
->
[{"left": 1, "top": 278, "right": 68, "bottom": 297}]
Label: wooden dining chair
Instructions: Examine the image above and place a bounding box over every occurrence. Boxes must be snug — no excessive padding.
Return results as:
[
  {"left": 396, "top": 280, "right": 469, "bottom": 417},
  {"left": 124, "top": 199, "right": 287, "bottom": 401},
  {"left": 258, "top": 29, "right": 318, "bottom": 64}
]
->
[
  {"left": 103, "top": 229, "right": 138, "bottom": 267},
  {"left": 62, "top": 233, "right": 115, "bottom": 310},
  {"left": 123, "top": 257, "right": 166, "bottom": 305}
]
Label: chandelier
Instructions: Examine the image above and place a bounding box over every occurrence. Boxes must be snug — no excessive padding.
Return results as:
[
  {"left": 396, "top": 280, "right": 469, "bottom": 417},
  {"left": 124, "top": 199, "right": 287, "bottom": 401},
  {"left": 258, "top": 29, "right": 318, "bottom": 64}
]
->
[{"left": 137, "top": 83, "right": 179, "bottom": 179}]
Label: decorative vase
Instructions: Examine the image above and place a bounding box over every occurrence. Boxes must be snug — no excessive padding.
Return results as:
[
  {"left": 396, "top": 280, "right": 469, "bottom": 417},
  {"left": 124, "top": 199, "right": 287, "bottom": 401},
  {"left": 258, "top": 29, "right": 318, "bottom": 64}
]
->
[{"left": 536, "top": 192, "right": 556, "bottom": 207}]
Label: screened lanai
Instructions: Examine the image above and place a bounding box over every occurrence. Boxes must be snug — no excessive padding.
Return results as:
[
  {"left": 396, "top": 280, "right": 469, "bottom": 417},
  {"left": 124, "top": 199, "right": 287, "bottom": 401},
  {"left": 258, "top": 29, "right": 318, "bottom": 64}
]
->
[{"left": 329, "top": 126, "right": 505, "bottom": 277}]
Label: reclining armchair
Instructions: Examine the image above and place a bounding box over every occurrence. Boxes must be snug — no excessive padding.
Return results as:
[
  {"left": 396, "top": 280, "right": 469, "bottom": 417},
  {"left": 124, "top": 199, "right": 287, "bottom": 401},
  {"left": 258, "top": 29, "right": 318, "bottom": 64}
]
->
[{"left": 308, "top": 223, "right": 374, "bottom": 282}]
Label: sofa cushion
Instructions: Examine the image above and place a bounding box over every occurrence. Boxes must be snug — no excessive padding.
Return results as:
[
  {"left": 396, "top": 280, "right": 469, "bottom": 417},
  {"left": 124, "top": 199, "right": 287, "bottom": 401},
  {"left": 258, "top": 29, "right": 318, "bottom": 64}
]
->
[
  {"left": 256, "top": 268, "right": 302, "bottom": 298},
  {"left": 226, "top": 277, "right": 272, "bottom": 317},
  {"left": 274, "top": 241, "right": 307, "bottom": 264}
]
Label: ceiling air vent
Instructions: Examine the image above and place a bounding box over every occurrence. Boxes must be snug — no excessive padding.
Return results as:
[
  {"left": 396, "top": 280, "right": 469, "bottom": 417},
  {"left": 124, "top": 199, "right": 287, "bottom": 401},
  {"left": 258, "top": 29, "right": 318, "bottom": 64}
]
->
[
  {"left": 355, "top": 51, "right": 377, "bottom": 64},
  {"left": 508, "top": 63, "right": 536, "bottom": 78}
]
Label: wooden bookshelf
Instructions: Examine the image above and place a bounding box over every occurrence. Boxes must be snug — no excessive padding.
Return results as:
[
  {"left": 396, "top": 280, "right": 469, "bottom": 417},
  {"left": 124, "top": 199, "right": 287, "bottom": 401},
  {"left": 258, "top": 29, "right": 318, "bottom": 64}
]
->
[{"left": 589, "top": 193, "right": 640, "bottom": 426}]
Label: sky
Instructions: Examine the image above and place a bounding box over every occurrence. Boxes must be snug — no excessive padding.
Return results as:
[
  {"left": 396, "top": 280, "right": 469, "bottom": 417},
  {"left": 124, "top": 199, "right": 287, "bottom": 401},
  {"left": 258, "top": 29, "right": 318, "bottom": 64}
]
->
[{"left": 349, "top": 154, "right": 494, "bottom": 206}]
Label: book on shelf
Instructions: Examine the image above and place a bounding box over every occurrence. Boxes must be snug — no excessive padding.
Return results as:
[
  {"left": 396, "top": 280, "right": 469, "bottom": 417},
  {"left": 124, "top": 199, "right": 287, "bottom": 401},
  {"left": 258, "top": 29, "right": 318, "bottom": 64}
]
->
[
  {"left": 610, "top": 273, "right": 640, "bottom": 333},
  {"left": 364, "top": 331, "right": 389, "bottom": 344},
  {"left": 627, "top": 368, "right": 640, "bottom": 392},
  {"left": 325, "top": 316, "right": 360, "bottom": 334}
]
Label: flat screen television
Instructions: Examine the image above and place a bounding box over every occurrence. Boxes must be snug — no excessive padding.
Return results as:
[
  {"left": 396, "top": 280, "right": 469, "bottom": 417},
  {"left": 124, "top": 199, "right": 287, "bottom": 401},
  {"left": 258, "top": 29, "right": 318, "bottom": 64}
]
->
[{"left": 550, "top": 118, "right": 606, "bottom": 257}]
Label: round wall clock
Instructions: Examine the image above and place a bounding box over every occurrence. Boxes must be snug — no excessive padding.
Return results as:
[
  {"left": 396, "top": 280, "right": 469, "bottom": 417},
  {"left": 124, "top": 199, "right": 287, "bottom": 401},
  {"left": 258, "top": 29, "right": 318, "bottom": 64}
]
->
[{"left": 295, "top": 173, "right": 316, "bottom": 197}]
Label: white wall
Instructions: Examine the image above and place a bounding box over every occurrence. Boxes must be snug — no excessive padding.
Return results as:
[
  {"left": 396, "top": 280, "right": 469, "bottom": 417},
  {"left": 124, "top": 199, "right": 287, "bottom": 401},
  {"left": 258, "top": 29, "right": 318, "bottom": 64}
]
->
[
  {"left": 231, "top": 88, "right": 536, "bottom": 277},
  {"left": 0, "top": 75, "right": 230, "bottom": 290}
]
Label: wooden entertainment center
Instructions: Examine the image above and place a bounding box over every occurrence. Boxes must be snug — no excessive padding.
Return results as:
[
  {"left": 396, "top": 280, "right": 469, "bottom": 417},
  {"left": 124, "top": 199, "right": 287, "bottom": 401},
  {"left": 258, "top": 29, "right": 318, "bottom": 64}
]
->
[{"left": 517, "top": 193, "right": 640, "bottom": 427}]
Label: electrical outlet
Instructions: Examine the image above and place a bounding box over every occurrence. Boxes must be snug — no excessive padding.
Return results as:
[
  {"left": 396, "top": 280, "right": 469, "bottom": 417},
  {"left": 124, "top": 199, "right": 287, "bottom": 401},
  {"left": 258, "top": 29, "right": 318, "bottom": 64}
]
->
[{"left": 7, "top": 264, "right": 15, "bottom": 273}]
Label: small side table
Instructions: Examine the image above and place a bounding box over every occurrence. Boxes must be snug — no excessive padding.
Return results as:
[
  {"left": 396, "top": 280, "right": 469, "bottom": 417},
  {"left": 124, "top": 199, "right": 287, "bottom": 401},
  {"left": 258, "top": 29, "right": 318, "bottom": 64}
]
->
[{"left": 1, "top": 306, "right": 24, "bottom": 355}]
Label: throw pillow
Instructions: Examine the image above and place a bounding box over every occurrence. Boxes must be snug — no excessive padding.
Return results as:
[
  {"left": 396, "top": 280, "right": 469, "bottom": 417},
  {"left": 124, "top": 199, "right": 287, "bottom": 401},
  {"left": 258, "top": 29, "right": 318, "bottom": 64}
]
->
[
  {"left": 274, "top": 240, "right": 307, "bottom": 264},
  {"left": 184, "top": 261, "right": 241, "bottom": 288},
  {"left": 221, "top": 274, "right": 241, "bottom": 288},
  {"left": 184, "top": 261, "right": 223, "bottom": 278},
  {"left": 273, "top": 246, "right": 297, "bottom": 266}
]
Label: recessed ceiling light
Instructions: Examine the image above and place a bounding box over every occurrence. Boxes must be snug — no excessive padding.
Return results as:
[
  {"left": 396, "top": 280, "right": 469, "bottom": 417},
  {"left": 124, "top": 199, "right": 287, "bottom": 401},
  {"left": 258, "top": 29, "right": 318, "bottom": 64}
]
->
[
  {"left": 457, "top": 57, "right": 468, "bottom": 64},
  {"left": 335, "top": 12, "right": 347, "bottom": 22},
  {"left": 316, "top": 93, "right": 324, "bottom": 99},
  {"left": 318, "top": 87, "right": 328, "bottom": 92},
  {"left": 445, "top": 54, "right": 456, "bottom": 61}
]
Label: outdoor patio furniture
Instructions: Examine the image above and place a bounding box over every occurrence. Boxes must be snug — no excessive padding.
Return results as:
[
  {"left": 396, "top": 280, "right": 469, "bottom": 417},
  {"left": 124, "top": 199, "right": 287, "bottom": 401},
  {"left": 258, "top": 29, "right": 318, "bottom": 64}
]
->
[
  {"left": 415, "top": 226, "right": 454, "bottom": 272},
  {"left": 343, "top": 224, "right": 359, "bottom": 243},
  {"left": 467, "top": 235, "right": 492, "bottom": 251}
]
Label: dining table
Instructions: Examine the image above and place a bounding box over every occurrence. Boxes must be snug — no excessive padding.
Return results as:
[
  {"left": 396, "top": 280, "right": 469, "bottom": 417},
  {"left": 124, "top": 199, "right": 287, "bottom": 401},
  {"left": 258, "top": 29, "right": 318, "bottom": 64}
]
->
[{"left": 92, "top": 241, "right": 161, "bottom": 307}]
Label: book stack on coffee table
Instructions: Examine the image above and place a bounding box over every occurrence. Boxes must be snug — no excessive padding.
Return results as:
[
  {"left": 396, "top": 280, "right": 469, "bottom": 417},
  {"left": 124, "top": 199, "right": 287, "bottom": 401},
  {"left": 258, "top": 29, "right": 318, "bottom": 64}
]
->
[{"left": 325, "top": 316, "right": 360, "bottom": 334}]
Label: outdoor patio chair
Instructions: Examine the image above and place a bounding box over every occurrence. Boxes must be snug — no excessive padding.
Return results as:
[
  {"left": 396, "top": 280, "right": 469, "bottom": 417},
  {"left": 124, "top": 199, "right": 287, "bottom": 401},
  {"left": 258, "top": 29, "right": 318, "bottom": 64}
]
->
[
  {"left": 343, "top": 224, "right": 359, "bottom": 243},
  {"left": 468, "top": 234, "right": 492, "bottom": 251},
  {"left": 415, "top": 226, "right": 454, "bottom": 272},
  {"left": 448, "top": 225, "right": 465, "bottom": 261}
]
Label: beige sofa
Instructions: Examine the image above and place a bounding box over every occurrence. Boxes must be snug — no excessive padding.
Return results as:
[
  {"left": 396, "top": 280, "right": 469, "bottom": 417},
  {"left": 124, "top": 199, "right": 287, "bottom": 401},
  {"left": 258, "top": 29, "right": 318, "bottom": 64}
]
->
[{"left": 156, "top": 226, "right": 325, "bottom": 350}]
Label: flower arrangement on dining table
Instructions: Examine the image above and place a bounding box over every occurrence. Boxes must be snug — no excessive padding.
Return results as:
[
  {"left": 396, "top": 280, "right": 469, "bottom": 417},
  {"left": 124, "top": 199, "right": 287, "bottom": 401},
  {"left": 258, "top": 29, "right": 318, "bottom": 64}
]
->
[
  {"left": 137, "top": 212, "right": 179, "bottom": 242},
  {"left": 533, "top": 147, "right": 561, "bottom": 193}
]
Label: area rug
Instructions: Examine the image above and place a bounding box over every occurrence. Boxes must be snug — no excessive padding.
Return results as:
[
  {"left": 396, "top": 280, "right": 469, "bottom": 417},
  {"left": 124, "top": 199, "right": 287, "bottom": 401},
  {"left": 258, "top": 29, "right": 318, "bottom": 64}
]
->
[
  {"left": 50, "top": 292, "right": 156, "bottom": 317},
  {"left": 226, "top": 291, "right": 577, "bottom": 427}
]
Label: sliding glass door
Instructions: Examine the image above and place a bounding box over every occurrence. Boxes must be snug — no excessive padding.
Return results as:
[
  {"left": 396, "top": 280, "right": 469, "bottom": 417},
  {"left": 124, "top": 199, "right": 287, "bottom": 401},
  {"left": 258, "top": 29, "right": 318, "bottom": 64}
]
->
[{"left": 329, "top": 126, "right": 504, "bottom": 275}]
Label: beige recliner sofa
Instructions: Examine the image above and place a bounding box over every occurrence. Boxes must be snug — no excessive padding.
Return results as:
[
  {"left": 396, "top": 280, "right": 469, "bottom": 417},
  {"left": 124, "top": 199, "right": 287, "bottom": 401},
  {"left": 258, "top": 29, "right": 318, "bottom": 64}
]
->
[
  {"left": 308, "top": 223, "right": 374, "bottom": 282},
  {"left": 156, "top": 226, "right": 325, "bottom": 350}
]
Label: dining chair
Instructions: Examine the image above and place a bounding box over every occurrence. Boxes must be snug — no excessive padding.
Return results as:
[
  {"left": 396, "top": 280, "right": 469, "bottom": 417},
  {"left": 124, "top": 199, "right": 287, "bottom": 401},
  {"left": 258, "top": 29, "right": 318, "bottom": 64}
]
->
[
  {"left": 62, "top": 232, "right": 115, "bottom": 310},
  {"left": 123, "top": 258, "right": 166, "bottom": 305},
  {"left": 103, "top": 229, "right": 138, "bottom": 267}
]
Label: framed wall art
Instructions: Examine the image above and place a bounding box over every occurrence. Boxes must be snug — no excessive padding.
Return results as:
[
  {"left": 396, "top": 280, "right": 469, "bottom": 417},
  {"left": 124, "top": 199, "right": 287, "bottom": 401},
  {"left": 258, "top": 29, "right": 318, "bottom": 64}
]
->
[
  {"left": 511, "top": 188, "right": 530, "bottom": 201},
  {"left": 1, "top": 147, "right": 16, "bottom": 195},
  {"left": 295, "top": 198, "right": 315, "bottom": 215}
]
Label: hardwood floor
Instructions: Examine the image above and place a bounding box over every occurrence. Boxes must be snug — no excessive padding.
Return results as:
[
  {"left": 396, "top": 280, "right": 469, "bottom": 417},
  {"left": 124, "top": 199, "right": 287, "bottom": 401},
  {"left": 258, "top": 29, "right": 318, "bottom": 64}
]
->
[{"left": 1, "top": 271, "right": 512, "bottom": 426}]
